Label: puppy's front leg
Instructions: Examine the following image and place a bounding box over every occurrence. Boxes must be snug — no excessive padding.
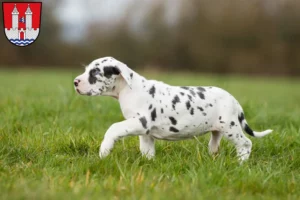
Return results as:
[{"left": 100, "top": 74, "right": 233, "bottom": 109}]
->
[{"left": 99, "top": 118, "right": 148, "bottom": 159}]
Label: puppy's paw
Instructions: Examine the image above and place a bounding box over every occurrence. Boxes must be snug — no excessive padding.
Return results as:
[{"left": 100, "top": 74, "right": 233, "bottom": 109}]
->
[{"left": 99, "top": 139, "right": 113, "bottom": 159}]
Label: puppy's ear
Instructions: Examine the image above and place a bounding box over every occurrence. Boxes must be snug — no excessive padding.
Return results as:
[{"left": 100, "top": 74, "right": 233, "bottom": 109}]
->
[{"left": 115, "top": 62, "right": 133, "bottom": 89}]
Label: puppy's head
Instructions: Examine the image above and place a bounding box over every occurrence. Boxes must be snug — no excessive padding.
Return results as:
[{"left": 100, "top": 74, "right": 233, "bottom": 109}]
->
[{"left": 74, "top": 57, "right": 132, "bottom": 96}]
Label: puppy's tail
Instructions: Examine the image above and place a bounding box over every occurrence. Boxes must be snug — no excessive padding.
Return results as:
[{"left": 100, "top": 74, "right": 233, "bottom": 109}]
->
[{"left": 238, "top": 110, "right": 272, "bottom": 138}]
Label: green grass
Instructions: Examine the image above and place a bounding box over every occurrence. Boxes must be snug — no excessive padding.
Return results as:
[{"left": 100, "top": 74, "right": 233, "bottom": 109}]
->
[{"left": 0, "top": 69, "right": 299, "bottom": 200}]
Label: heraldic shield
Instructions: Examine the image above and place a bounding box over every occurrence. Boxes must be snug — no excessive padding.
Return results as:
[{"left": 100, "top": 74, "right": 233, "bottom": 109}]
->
[{"left": 2, "top": 2, "right": 42, "bottom": 47}]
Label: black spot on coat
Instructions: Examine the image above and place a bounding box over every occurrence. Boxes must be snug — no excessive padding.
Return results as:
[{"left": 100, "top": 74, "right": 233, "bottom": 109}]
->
[
  {"left": 149, "top": 85, "right": 156, "bottom": 98},
  {"left": 187, "top": 94, "right": 193, "bottom": 102},
  {"left": 197, "top": 92, "right": 205, "bottom": 100},
  {"left": 197, "top": 87, "right": 206, "bottom": 92},
  {"left": 88, "top": 68, "right": 100, "bottom": 84},
  {"left": 139, "top": 117, "right": 147, "bottom": 129},
  {"left": 172, "top": 95, "right": 180, "bottom": 110},
  {"left": 88, "top": 76, "right": 97, "bottom": 85},
  {"left": 238, "top": 112, "right": 245, "bottom": 123},
  {"left": 169, "top": 117, "right": 177, "bottom": 125},
  {"left": 190, "top": 108, "right": 194, "bottom": 115},
  {"left": 181, "top": 86, "right": 189, "bottom": 90},
  {"left": 189, "top": 89, "right": 196, "bottom": 97},
  {"left": 151, "top": 108, "right": 157, "bottom": 121},
  {"left": 149, "top": 104, "right": 153, "bottom": 110},
  {"left": 161, "top": 108, "right": 164, "bottom": 113},
  {"left": 169, "top": 127, "right": 179, "bottom": 132},
  {"left": 197, "top": 107, "right": 204, "bottom": 111},
  {"left": 186, "top": 101, "right": 191, "bottom": 110}
]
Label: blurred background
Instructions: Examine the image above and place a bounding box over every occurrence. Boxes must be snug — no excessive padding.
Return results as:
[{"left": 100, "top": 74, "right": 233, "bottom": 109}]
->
[{"left": 1, "top": 0, "right": 300, "bottom": 76}]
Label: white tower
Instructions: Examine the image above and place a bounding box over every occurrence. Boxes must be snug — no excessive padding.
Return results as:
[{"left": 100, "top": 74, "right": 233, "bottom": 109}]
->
[
  {"left": 12, "top": 4, "right": 19, "bottom": 30},
  {"left": 25, "top": 4, "right": 32, "bottom": 29}
]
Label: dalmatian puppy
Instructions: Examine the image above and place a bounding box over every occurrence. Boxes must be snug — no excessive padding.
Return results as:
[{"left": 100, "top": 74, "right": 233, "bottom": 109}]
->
[{"left": 74, "top": 57, "right": 272, "bottom": 162}]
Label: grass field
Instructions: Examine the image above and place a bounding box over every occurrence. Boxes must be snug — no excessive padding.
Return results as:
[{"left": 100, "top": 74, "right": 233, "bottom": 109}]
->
[{"left": 0, "top": 69, "right": 299, "bottom": 200}]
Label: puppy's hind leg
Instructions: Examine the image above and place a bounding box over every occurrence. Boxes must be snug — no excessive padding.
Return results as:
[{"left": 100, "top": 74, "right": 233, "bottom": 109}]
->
[
  {"left": 139, "top": 135, "right": 155, "bottom": 159},
  {"left": 222, "top": 121, "right": 252, "bottom": 162},
  {"left": 209, "top": 131, "right": 223, "bottom": 155}
]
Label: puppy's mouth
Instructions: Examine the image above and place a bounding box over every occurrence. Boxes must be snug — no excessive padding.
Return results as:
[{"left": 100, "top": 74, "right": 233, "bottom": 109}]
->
[
  {"left": 76, "top": 89, "right": 99, "bottom": 96},
  {"left": 76, "top": 89, "right": 82, "bottom": 94}
]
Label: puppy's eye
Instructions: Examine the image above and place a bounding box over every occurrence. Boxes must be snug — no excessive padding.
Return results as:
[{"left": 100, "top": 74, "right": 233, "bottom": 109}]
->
[
  {"left": 90, "top": 68, "right": 100, "bottom": 76},
  {"left": 93, "top": 70, "right": 100, "bottom": 76}
]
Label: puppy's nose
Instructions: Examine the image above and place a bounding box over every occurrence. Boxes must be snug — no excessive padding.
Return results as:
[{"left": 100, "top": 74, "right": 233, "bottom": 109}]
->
[{"left": 74, "top": 79, "right": 80, "bottom": 87}]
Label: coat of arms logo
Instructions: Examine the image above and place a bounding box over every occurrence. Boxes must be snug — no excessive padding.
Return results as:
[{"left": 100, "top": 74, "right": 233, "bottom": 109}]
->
[{"left": 2, "top": 2, "right": 42, "bottom": 47}]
